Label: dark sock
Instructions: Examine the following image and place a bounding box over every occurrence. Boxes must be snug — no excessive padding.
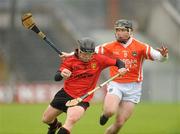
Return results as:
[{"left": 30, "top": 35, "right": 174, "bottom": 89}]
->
[
  {"left": 100, "top": 114, "right": 109, "bottom": 125},
  {"left": 48, "top": 118, "right": 58, "bottom": 129},
  {"left": 57, "top": 127, "right": 70, "bottom": 134}
]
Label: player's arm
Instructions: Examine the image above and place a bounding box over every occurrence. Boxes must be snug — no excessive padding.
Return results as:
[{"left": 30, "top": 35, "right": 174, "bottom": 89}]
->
[
  {"left": 95, "top": 44, "right": 107, "bottom": 54},
  {"left": 115, "top": 59, "right": 125, "bottom": 69},
  {"left": 54, "top": 71, "right": 63, "bottom": 81},
  {"left": 54, "top": 68, "right": 72, "bottom": 81},
  {"left": 54, "top": 58, "right": 72, "bottom": 81},
  {"left": 102, "top": 54, "right": 127, "bottom": 75},
  {"left": 115, "top": 59, "right": 128, "bottom": 76},
  {"left": 150, "top": 46, "right": 168, "bottom": 62},
  {"left": 58, "top": 51, "right": 75, "bottom": 63},
  {"left": 54, "top": 69, "right": 72, "bottom": 81}
]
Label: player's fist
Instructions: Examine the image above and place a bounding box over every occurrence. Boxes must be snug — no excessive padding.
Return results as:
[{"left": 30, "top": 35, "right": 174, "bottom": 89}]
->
[
  {"left": 156, "top": 46, "right": 168, "bottom": 57},
  {"left": 61, "top": 68, "right": 72, "bottom": 79},
  {"left": 118, "top": 68, "right": 128, "bottom": 76}
]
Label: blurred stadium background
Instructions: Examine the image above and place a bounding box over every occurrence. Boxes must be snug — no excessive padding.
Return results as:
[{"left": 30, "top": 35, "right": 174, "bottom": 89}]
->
[{"left": 0, "top": 0, "right": 179, "bottom": 134}]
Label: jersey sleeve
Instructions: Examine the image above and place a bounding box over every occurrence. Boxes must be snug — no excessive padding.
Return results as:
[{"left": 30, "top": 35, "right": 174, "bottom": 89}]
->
[
  {"left": 95, "top": 43, "right": 114, "bottom": 58},
  {"left": 59, "top": 57, "right": 72, "bottom": 72},
  {"left": 143, "top": 44, "right": 154, "bottom": 60},
  {"left": 97, "top": 54, "right": 116, "bottom": 69},
  {"left": 142, "top": 44, "right": 168, "bottom": 62}
]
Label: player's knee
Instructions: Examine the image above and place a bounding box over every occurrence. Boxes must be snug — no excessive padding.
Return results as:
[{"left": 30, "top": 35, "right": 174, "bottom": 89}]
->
[
  {"left": 42, "top": 115, "right": 48, "bottom": 124},
  {"left": 42, "top": 114, "right": 52, "bottom": 124}
]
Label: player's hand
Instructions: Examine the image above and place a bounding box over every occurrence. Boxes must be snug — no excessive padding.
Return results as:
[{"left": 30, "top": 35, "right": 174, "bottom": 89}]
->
[
  {"left": 156, "top": 46, "right": 168, "bottom": 57},
  {"left": 59, "top": 52, "right": 73, "bottom": 61},
  {"left": 59, "top": 52, "right": 69, "bottom": 61},
  {"left": 118, "top": 68, "right": 128, "bottom": 76},
  {"left": 61, "top": 68, "right": 72, "bottom": 79}
]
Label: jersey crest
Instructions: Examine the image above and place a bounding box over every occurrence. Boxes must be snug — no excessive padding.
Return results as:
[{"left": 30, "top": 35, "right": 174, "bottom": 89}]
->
[
  {"left": 91, "top": 62, "right": 97, "bottom": 70},
  {"left": 132, "top": 51, "right": 137, "bottom": 57}
]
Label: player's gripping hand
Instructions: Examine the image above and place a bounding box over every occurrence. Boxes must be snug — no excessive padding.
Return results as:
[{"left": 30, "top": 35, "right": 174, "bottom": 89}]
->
[
  {"left": 156, "top": 46, "right": 168, "bottom": 57},
  {"left": 61, "top": 68, "right": 72, "bottom": 79},
  {"left": 59, "top": 52, "right": 74, "bottom": 61},
  {"left": 118, "top": 68, "right": 128, "bottom": 76}
]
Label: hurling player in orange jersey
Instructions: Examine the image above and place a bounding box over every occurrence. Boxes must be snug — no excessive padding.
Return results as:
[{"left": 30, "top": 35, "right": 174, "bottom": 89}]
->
[
  {"left": 95, "top": 19, "right": 168, "bottom": 134},
  {"left": 42, "top": 37, "right": 128, "bottom": 134}
]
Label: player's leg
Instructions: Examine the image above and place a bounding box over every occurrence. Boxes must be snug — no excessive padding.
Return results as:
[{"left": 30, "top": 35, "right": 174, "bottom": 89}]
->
[
  {"left": 105, "top": 101, "right": 135, "bottom": 134},
  {"left": 57, "top": 106, "right": 85, "bottom": 134},
  {"left": 42, "top": 105, "right": 63, "bottom": 134},
  {"left": 100, "top": 94, "right": 121, "bottom": 125},
  {"left": 104, "top": 82, "right": 142, "bottom": 134},
  {"left": 100, "top": 81, "right": 122, "bottom": 125},
  {"left": 42, "top": 88, "right": 71, "bottom": 134}
]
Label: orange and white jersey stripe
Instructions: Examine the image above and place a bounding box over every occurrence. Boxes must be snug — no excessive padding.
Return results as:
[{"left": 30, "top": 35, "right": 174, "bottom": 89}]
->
[{"left": 96, "top": 37, "right": 164, "bottom": 83}]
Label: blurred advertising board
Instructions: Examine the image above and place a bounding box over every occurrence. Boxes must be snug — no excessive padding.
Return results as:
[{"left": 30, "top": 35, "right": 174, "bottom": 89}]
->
[{"left": 0, "top": 83, "right": 62, "bottom": 103}]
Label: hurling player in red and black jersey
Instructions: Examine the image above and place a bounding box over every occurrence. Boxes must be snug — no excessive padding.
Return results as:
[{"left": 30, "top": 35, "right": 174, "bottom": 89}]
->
[{"left": 42, "top": 37, "right": 128, "bottom": 134}]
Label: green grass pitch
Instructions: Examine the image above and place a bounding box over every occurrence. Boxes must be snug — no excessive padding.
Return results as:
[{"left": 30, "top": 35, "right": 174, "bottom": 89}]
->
[{"left": 0, "top": 103, "right": 179, "bottom": 134}]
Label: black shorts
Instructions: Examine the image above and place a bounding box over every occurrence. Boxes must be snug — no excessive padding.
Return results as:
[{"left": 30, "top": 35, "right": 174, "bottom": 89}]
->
[{"left": 50, "top": 88, "right": 90, "bottom": 112}]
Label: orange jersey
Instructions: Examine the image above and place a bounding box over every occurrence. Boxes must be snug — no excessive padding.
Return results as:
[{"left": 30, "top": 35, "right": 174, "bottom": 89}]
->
[{"left": 97, "top": 37, "right": 154, "bottom": 83}]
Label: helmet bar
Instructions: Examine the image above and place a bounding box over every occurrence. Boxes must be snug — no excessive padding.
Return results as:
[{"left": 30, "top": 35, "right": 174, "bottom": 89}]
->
[{"left": 80, "top": 46, "right": 95, "bottom": 53}]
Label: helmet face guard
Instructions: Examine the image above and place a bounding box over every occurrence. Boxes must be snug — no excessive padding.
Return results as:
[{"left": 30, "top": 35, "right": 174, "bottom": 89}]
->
[
  {"left": 77, "top": 37, "right": 95, "bottom": 62},
  {"left": 114, "top": 19, "right": 133, "bottom": 43}
]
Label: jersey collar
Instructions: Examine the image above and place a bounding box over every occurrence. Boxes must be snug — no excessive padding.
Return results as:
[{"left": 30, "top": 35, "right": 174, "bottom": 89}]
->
[{"left": 120, "top": 37, "right": 133, "bottom": 48}]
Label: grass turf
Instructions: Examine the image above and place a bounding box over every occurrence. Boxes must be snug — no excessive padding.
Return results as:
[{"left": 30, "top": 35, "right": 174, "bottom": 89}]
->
[{"left": 0, "top": 103, "right": 179, "bottom": 134}]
